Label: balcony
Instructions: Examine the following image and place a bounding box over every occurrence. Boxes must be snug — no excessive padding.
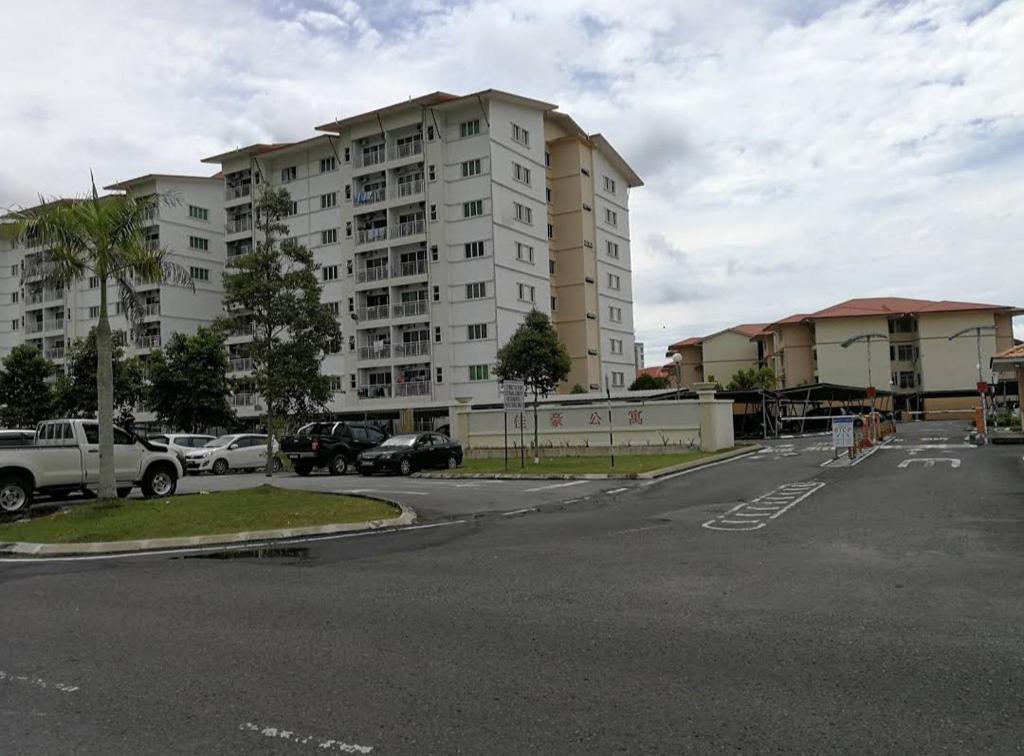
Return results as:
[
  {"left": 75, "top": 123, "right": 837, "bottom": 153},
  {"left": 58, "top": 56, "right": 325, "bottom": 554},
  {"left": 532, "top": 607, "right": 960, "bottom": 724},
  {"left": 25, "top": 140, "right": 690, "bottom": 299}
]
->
[
  {"left": 394, "top": 381, "right": 430, "bottom": 397},
  {"left": 358, "top": 384, "right": 392, "bottom": 399},
  {"left": 44, "top": 289, "right": 63, "bottom": 302},
  {"left": 394, "top": 341, "right": 430, "bottom": 359},
  {"left": 392, "top": 260, "right": 427, "bottom": 278},
  {"left": 137, "top": 334, "right": 161, "bottom": 348},
  {"left": 390, "top": 180, "right": 423, "bottom": 200},
  {"left": 355, "top": 265, "right": 389, "bottom": 284},
  {"left": 225, "top": 184, "right": 251, "bottom": 201},
  {"left": 232, "top": 392, "right": 256, "bottom": 407},
  {"left": 357, "top": 304, "right": 391, "bottom": 323},
  {"left": 357, "top": 344, "right": 391, "bottom": 361},
  {"left": 388, "top": 140, "right": 423, "bottom": 162},
  {"left": 390, "top": 219, "right": 425, "bottom": 240},
  {"left": 353, "top": 187, "right": 386, "bottom": 206},
  {"left": 356, "top": 227, "right": 387, "bottom": 246},
  {"left": 143, "top": 302, "right": 160, "bottom": 317},
  {"left": 353, "top": 148, "right": 386, "bottom": 170},
  {"left": 226, "top": 217, "right": 252, "bottom": 234},
  {"left": 392, "top": 299, "right": 429, "bottom": 319},
  {"left": 25, "top": 321, "right": 44, "bottom": 334},
  {"left": 44, "top": 347, "right": 64, "bottom": 360},
  {"left": 43, "top": 319, "right": 64, "bottom": 332},
  {"left": 26, "top": 293, "right": 44, "bottom": 306},
  {"left": 229, "top": 356, "right": 253, "bottom": 373},
  {"left": 230, "top": 322, "right": 256, "bottom": 338}
]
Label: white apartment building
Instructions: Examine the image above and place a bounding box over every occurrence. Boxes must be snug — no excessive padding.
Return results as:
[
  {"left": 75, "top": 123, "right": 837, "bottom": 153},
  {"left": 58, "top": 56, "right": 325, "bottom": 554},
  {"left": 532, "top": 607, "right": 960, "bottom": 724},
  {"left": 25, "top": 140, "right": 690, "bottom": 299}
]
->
[
  {"left": 0, "top": 176, "right": 225, "bottom": 379},
  {"left": 202, "top": 89, "right": 642, "bottom": 424}
]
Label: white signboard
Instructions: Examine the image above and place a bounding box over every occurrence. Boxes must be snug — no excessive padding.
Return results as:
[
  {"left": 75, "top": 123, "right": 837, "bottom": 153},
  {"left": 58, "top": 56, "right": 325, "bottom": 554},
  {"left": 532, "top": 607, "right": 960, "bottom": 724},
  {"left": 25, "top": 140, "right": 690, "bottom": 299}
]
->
[
  {"left": 502, "top": 380, "right": 526, "bottom": 411},
  {"left": 832, "top": 416, "right": 855, "bottom": 449}
]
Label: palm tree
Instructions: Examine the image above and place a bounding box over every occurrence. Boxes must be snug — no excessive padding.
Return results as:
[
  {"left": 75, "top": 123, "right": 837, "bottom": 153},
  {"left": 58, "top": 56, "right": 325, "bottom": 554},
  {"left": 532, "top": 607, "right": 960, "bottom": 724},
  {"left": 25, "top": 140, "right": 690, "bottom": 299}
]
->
[{"left": 10, "top": 175, "right": 193, "bottom": 499}]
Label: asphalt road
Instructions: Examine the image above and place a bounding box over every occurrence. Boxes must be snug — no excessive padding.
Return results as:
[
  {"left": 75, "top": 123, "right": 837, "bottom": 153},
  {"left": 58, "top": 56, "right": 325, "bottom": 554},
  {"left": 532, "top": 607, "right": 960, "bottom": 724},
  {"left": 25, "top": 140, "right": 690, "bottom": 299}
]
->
[{"left": 2, "top": 422, "right": 1021, "bottom": 754}]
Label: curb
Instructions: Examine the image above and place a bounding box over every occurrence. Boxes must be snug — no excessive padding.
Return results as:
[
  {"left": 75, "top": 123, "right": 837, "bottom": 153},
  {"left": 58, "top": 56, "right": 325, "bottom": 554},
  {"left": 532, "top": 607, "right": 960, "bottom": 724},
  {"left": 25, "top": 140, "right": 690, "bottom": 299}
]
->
[
  {"left": 413, "top": 445, "right": 761, "bottom": 481},
  {"left": 0, "top": 495, "right": 415, "bottom": 558}
]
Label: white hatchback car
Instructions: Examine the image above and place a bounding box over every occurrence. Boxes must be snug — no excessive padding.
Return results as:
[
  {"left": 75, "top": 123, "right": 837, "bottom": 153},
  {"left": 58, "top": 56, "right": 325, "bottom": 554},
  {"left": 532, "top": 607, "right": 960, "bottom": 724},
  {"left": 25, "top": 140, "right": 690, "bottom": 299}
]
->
[
  {"left": 185, "top": 434, "right": 281, "bottom": 475},
  {"left": 148, "top": 433, "right": 216, "bottom": 457}
]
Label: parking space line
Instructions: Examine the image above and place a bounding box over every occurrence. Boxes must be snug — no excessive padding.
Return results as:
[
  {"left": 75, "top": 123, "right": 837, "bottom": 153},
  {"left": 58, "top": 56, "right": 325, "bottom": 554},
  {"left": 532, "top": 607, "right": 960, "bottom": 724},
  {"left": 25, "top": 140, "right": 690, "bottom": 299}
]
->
[
  {"left": 239, "top": 722, "right": 372, "bottom": 753},
  {"left": 703, "top": 481, "right": 825, "bottom": 532},
  {"left": 0, "top": 670, "right": 79, "bottom": 693},
  {"left": 524, "top": 480, "right": 588, "bottom": 492},
  {"left": 606, "top": 487, "right": 629, "bottom": 495}
]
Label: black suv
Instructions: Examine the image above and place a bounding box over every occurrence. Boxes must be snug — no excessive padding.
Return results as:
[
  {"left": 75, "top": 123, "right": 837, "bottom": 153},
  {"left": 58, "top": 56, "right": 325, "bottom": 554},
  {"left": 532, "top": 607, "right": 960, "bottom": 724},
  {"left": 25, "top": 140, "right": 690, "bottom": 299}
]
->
[{"left": 280, "top": 422, "right": 388, "bottom": 476}]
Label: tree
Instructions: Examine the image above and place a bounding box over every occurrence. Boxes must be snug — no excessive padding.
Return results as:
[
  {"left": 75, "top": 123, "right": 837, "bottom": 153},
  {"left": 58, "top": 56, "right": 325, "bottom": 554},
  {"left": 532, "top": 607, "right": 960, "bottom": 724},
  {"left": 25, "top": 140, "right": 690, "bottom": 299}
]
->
[
  {"left": 0, "top": 345, "right": 55, "bottom": 428},
  {"left": 726, "top": 366, "right": 778, "bottom": 391},
  {"left": 629, "top": 373, "right": 668, "bottom": 391},
  {"left": 10, "top": 180, "right": 192, "bottom": 498},
  {"left": 570, "top": 383, "right": 588, "bottom": 394},
  {"left": 55, "top": 329, "right": 145, "bottom": 427},
  {"left": 147, "top": 327, "right": 235, "bottom": 432},
  {"left": 219, "top": 187, "right": 342, "bottom": 476},
  {"left": 494, "top": 309, "right": 571, "bottom": 463}
]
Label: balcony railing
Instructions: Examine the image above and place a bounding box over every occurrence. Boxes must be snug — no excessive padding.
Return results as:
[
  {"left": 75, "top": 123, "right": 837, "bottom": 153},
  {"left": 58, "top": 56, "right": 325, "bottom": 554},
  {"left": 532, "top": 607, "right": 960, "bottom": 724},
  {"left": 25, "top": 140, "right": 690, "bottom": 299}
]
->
[
  {"left": 227, "top": 244, "right": 253, "bottom": 259},
  {"left": 27, "top": 294, "right": 44, "bottom": 305},
  {"left": 44, "top": 289, "right": 63, "bottom": 302},
  {"left": 353, "top": 148, "right": 386, "bottom": 169},
  {"left": 394, "top": 341, "right": 430, "bottom": 358},
  {"left": 357, "top": 304, "right": 391, "bottom": 323},
  {"left": 391, "top": 299, "right": 429, "bottom": 319},
  {"left": 43, "top": 319, "right": 64, "bottom": 332},
  {"left": 25, "top": 321, "right": 44, "bottom": 334},
  {"left": 226, "top": 217, "right": 253, "bottom": 234},
  {"left": 137, "top": 334, "right": 162, "bottom": 348},
  {"left": 357, "top": 344, "right": 391, "bottom": 361},
  {"left": 232, "top": 392, "right": 256, "bottom": 407},
  {"left": 44, "top": 347, "right": 64, "bottom": 360},
  {"left": 229, "top": 356, "right": 253, "bottom": 373},
  {"left": 356, "top": 227, "right": 387, "bottom": 245},
  {"left": 394, "top": 381, "right": 431, "bottom": 397},
  {"left": 392, "top": 260, "right": 427, "bottom": 278},
  {"left": 225, "top": 184, "right": 251, "bottom": 200},
  {"left": 143, "top": 303, "right": 160, "bottom": 316},
  {"left": 358, "top": 384, "right": 392, "bottom": 399},
  {"left": 389, "top": 140, "right": 423, "bottom": 161},
  {"left": 353, "top": 187, "right": 386, "bottom": 206},
  {"left": 391, "top": 180, "right": 423, "bottom": 199},
  {"left": 230, "top": 323, "right": 256, "bottom": 338},
  {"left": 355, "top": 265, "right": 389, "bottom": 284},
  {"left": 390, "top": 219, "right": 425, "bottom": 239}
]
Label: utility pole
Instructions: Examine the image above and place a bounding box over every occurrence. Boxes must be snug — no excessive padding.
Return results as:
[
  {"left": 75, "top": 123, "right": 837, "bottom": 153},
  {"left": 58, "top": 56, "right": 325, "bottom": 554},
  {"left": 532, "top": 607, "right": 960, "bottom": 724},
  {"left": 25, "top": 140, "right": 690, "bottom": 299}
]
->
[
  {"left": 949, "top": 325, "right": 996, "bottom": 444},
  {"left": 841, "top": 332, "right": 888, "bottom": 442}
]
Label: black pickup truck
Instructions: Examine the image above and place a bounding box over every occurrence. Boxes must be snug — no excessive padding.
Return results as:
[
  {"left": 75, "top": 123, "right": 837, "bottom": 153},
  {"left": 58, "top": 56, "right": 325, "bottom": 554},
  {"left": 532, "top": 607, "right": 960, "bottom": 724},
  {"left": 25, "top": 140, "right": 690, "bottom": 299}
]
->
[{"left": 280, "top": 422, "right": 388, "bottom": 476}]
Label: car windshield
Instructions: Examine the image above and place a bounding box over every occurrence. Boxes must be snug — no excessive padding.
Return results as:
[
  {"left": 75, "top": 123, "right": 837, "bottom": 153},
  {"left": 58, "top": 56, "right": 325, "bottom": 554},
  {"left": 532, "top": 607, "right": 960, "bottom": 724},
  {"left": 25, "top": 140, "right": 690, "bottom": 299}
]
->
[
  {"left": 205, "top": 435, "right": 236, "bottom": 448},
  {"left": 380, "top": 435, "right": 418, "bottom": 447}
]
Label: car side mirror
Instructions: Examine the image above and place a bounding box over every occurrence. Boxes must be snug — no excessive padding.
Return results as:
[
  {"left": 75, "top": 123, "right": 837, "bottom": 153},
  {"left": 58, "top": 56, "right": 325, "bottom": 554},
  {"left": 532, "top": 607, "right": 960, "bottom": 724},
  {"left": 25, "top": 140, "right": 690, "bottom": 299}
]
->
[{"left": 229, "top": 443, "right": 239, "bottom": 450}]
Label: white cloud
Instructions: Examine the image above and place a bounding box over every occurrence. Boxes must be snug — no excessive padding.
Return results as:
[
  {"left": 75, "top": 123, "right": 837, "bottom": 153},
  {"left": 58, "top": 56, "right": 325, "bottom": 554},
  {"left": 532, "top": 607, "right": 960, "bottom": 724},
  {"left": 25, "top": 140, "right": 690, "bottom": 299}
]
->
[{"left": 1, "top": 0, "right": 1021, "bottom": 356}]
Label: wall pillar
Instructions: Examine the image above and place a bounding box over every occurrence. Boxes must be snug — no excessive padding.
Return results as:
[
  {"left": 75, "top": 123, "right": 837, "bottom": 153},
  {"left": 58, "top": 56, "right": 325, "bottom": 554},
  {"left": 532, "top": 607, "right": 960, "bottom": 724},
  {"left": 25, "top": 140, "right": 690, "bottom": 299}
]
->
[
  {"left": 694, "top": 381, "right": 734, "bottom": 451},
  {"left": 450, "top": 397, "right": 473, "bottom": 449}
]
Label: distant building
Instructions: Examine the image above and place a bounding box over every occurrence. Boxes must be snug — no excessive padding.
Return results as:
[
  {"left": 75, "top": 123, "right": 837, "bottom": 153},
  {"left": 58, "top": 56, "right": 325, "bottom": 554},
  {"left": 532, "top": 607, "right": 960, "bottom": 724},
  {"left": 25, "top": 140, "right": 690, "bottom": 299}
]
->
[{"left": 633, "top": 341, "right": 644, "bottom": 374}]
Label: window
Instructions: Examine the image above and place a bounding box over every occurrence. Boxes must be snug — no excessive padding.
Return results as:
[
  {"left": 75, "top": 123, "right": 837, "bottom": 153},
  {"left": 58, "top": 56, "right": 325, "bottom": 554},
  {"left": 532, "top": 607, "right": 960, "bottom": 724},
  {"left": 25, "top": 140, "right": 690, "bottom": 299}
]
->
[
  {"left": 517, "top": 283, "right": 535, "bottom": 303},
  {"left": 343, "top": 146, "right": 351, "bottom": 162},
  {"left": 898, "top": 371, "right": 916, "bottom": 389},
  {"left": 605, "top": 208, "right": 618, "bottom": 226},
  {"left": 581, "top": 167, "right": 590, "bottom": 177},
  {"left": 608, "top": 273, "right": 621, "bottom": 291},
  {"left": 427, "top": 125, "right": 435, "bottom": 141},
  {"left": 320, "top": 156, "right": 337, "bottom": 173},
  {"left": 895, "top": 344, "right": 917, "bottom": 361},
  {"left": 611, "top": 371, "right": 625, "bottom": 388},
  {"left": 10, "top": 291, "right": 17, "bottom": 303},
  {"left": 344, "top": 184, "right": 351, "bottom": 200},
  {"left": 435, "top": 367, "right": 443, "bottom": 384},
  {"left": 513, "top": 202, "right": 532, "bottom": 224},
  {"left": 468, "top": 323, "right": 488, "bottom": 340},
  {"left": 345, "top": 221, "right": 352, "bottom": 237},
  {"left": 607, "top": 240, "right": 620, "bottom": 259},
  {"left": 88, "top": 305, "right": 99, "bottom": 318},
  {"left": 88, "top": 276, "right": 99, "bottom": 289},
  {"left": 550, "top": 296, "right": 557, "bottom": 311},
  {"left": 350, "top": 374, "right": 357, "bottom": 389},
  {"left": 464, "top": 199, "right": 483, "bottom": 218},
  {"left": 328, "top": 301, "right": 340, "bottom": 315},
  {"left": 280, "top": 166, "right": 296, "bottom": 182},
  {"left": 188, "top": 235, "right": 209, "bottom": 252},
  {"left": 428, "top": 164, "right": 436, "bottom": 181},
  {"left": 434, "top": 326, "right": 442, "bottom": 343},
  {"left": 322, "top": 228, "right": 339, "bottom": 245},
  {"left": 466, "top": 282, "right": 487, "bottom": 299},
  {"left": 549, "top": 259, "right": 555, "bottom": 274},
  {"left": 511, "top": 122, "right": 530, "bottom": 146},
  {"left": 430, "top": 204, "right": 437, "bottom": 221},
  {"left": 469, "top": 364, "right": 489, "bottom": 381},
  {"left": 889, "top": 317, "right": 917, "bottom": 334},
  {"left": 609, "top": 305, "right": 622, "bottom": 322},
  {"left": 465, "top": 241, "right": 486, "bottom": 258},
  {"left": 516, "top": 242, "right": 534, "bottom": 263},
  {"left": 462, "top": 159, "right": 481, "bottom": 177},
  {"left": 512, "top": 162, "right": 531, "bottom": 185},
  {"left": 610, "top": 338, "right": 623, "bottom": 355},
  {"left": 460, "top": 119, "right": 480, "bottom": 138},
  {"left": 432, "top": 285, "right": 440, "bottom": 302},
  {"left": 604, "top": 176, "right": 616, "bottom": 194},
  {"left": 546, "top": 187, "right": 552, "bottom": 204},
  {"left": 11, "top": 319, "right": 18, "bottom": 330},
  {"left": 189, "top": 205, "right": 209, "bottom": 221},
  {"left": 545, "top": 151, "right": 551, "bottom": 167},
  {"left": 320, "top": 192, "right": 337, "bottom": 209},
  {"left": 329, "top": 375, "right": 344, "bottom": 392},
  {"left": 346, "top": 259, "right": 353, "bottom": 275},
  {"left": 322, "top": 265, "right": 339, "bottom": 281},
  {"left": 583, "top": 240, "right": 593, "bottom": 248},
  {"left": 190, "top": 266, "right": 210, "bottom": 282},
  {"left": 284, "top": 201, "right": 298, "bottom": 216},
  {"left": 431, "top": 245, "right": 439, "bottom": 262}
]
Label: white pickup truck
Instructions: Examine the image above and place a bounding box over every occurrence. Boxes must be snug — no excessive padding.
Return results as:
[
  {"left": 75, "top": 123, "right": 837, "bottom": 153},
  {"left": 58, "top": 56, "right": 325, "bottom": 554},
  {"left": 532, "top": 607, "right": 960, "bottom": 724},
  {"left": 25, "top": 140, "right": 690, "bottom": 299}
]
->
[{"left": 0, "top": 419, "right": 183, "bottom": 514}]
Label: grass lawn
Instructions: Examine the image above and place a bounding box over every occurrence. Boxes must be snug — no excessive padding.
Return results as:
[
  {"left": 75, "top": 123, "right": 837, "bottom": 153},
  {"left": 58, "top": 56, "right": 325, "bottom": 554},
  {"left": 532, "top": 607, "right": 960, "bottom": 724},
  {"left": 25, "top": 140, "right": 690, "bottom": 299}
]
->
[
  {"left": 457, "top": 449, "right": 726, "bottom": 475},
  {"left": 0, "top": 485, "right": 397, "bottom": 544}
]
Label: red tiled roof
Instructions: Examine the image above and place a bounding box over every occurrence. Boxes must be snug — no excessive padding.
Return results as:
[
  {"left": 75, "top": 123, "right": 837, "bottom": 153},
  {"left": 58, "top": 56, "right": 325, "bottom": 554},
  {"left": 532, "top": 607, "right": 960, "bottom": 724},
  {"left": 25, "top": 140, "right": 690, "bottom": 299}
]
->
[
  {"left": 770, "top": 313, "right": 811, "bottom": 327},
  {"left": 637, "top": 365, "right": 673, "bottom": 379},
  {"left": 992, "top": 344, "right": 1024, "bottom": 363},
  {"left": 667, "top": 336, "right": 702, "bottom": 352},
  {"left": 731, "top": 323, "right": 770, "bottom": 338},
  {"left": 809, "top": 297, "right": 1012, "bottom": 319}
]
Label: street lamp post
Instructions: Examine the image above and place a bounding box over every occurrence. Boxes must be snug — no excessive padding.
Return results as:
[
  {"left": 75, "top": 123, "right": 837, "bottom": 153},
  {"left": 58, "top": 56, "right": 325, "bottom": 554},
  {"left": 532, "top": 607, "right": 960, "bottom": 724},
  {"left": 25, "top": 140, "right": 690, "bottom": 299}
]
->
[
  {"left": 671, "top": 352, "right": 683, "bottom": 401},
  {"left": 949, "top": 325, "right": 996, "bottom": 443},
  {"left": 841, "top": 333, "right": 888, "bottom": 442}
]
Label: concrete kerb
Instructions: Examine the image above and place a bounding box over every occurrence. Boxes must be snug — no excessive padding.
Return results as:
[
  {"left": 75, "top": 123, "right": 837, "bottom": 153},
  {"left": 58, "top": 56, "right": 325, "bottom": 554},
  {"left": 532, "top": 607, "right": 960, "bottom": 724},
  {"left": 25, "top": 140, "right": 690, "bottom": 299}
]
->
[
  {"left": 0, "top": 492, "right": 415, "bottom": 558},
  {"left": 414, "top": 444, "right": 761, "bottom": 481}
]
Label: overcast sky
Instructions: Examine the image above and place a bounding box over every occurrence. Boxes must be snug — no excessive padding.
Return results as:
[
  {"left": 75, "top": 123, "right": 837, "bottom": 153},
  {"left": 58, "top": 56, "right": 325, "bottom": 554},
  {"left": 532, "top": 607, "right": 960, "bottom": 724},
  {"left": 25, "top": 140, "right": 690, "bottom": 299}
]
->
[{"left": 1, "top": 0, "right": 1021, "bottom": 362}]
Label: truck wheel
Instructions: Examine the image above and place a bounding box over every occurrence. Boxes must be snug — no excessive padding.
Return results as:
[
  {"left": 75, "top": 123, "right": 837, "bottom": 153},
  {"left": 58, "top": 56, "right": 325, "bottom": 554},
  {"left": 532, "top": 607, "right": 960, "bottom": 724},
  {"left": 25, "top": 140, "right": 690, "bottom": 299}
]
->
[
  {"left": 142, "top": 464, "right": 177, "bottom": 499},
  {"left": 294, "top": 462, "right": 312, "bottom": 476},
  {"left": 329, "top": 454, "right": 348, "bottom": 476},
  {"left": 0, "top": 474, "right": 32, "bottom": 514},
  {"left": 212, "top": 459, "right": 229, "bottom": 476},
  {"left": 117, "top": 487, "right": 132, "bottom": 498}
]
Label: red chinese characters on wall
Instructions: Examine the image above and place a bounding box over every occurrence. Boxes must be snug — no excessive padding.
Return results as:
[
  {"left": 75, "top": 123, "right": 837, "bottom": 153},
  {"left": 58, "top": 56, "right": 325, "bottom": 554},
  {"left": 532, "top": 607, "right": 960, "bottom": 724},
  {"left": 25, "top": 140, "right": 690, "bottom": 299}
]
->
[
  {"left": 550, "top": 412, "right": 564, "bottom": 428},
  {"left": 627, "top": 409, "right": 643, "bottom": 426},
  {"left": 589, "top": 412, "right": 602, "bottom": 426}
]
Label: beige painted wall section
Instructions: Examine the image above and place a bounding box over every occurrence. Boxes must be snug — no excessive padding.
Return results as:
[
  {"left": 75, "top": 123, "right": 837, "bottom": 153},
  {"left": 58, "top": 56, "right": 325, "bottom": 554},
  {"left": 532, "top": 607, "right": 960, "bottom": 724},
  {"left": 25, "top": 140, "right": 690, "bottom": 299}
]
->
[
  {"left": 814, "top": 317, "right": 890, "bottom": 387},
  {"left": 918, "top": 311, "right": 998, "bottom": 391},
  {"left": 666, "top": 344, "right": 703, "bottom": 387},
  {"left": 700, "top": 330, "right": 760, "bottom": 385},
  {"left": 775, "top": 323, "right": 815, "bottom": 387}
]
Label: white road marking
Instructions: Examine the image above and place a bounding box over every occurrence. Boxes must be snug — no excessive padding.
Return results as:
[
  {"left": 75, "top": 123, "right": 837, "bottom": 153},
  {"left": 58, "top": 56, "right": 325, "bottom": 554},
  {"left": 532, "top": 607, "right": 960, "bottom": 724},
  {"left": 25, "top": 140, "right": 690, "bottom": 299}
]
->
[
  {"left": 0, "top": 670, "right": 79, "bottom": 693},
  {"left": 610, "top": 525, "right": 662, "bottom": 536},
  {"left": 502, "top": 507, "right": 538, "bottom": 517},
  {"left": 0, "top": 520, "right": 468, "bottom": 563},
  {"left": 639, "top": 448, "right": 760, "bottom": 487},
  {"left": 921, "top": 436, "right": 949, "bottom": 441},
  {"left": 239, "top": 722, "right": 372, "bottom": 753},
  {"left": 702, "top": 481, "right": 825, "bottom": 532},
  {"left": 898, "top": 458, "right": 961, "bottom": 469},
  {"left": 340, "top": 489, "right": 429, "bottom": 496},
  {"left": 606, "top": 487, "right": 629, "bottom": 495},
  {"left": 524, "top": 480, "right": 588, "bottom": 492},
  {"left": 880, "top": 443, "right": 972, "bottom": 450}
]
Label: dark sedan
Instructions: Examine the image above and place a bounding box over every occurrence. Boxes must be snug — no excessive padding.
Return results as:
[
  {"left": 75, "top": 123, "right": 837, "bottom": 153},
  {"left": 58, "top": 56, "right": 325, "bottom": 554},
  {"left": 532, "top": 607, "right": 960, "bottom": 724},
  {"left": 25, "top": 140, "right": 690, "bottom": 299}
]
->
[{"left": 357, "top": 432, "right": 463, "bottom": 476}]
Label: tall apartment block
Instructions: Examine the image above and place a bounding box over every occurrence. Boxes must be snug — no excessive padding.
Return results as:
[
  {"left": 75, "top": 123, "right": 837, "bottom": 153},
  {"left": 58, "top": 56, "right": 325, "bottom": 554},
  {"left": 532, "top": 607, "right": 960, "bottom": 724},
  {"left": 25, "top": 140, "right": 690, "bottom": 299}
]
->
[
  {"left": 202, "top": 89, "right": 642, "bottom": 421},
  {"left": 0, "top": 175, "right": 225, "bottom": 380}
]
